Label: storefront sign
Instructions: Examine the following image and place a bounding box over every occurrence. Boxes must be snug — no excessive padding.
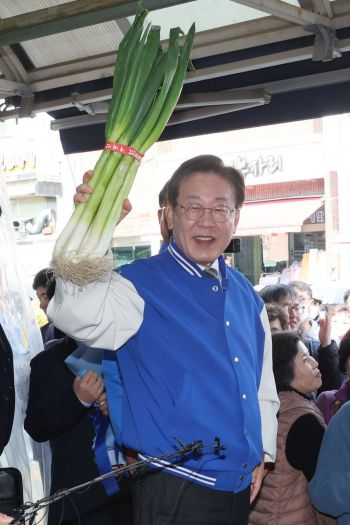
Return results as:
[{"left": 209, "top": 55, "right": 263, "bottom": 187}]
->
[
  {"left": 1, "top": 140, "right": 36, "bottom": 175},
  {"left": 302, "top": 204, "right": 325, "bottom": 225},
  {"left": 233, "top": 154, "right": 283, "bottom": 179}
]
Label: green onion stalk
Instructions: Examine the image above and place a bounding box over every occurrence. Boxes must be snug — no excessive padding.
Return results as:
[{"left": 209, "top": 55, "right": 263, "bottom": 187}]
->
[{"left": 51, "top": 8, "right": 195, "bottom": 286}]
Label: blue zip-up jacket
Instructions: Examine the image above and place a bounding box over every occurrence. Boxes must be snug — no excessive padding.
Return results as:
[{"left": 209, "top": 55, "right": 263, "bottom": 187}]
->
[
  {"left": 49, "top": 239, "right": 279, "bottom": 493},
  {"left": 309, "top": 400, "right": 350, "bottom": 524}
]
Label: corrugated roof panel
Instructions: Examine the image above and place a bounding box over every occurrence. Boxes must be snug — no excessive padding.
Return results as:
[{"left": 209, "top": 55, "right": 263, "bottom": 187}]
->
[
  {"left": 0, "top": 0, "right": 271, "bottom": 67},
  {"left": 19, "top": 22, "right": 124, "bottom": 67},
  {"left": 0, "top": 0, "right": 124, "bottom": 67},
  {"left": 0, "top": 0, "right": 70, "bottom": 17},
  {"left": 131, "top": 0, "right": 268, "bottom": 40}
]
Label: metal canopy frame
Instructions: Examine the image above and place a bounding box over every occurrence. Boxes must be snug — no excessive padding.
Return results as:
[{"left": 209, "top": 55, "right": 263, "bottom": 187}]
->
[{"left": 0, "top": 0, "right": 349, "bottom": 153}]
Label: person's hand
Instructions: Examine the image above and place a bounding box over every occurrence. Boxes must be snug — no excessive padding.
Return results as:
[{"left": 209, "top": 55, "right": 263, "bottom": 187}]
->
[
  {"left": 73, "top": 170, "right": 132, "bottom": 224},
  {"left": 318, "top": 304, "right": 331, "bottom": 347},
  {"left": 0, "top": 513, "right": 14, "bottom": 524},
  {"left": 73, "top": 371, "right": 104, "bottom": 405},
  {"left": 96, "top": 391, "right": 109, "bottom": 417},
  {"left": 73, "top": 170, "right": 94, "bottom": 205},
  {"left": 250, "top": 460, "right": 265, "bottom": 503},
  {"left": 125, "top": 447, "right": 139, "bottom": 476}
]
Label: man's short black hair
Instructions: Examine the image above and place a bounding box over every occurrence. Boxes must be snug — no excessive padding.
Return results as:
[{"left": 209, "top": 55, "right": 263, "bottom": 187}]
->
[
  {"left": 158, "top": 181, "right": 169, "bottom": 208},
  {"left": 259, "top": 284, "right": 298, "bottom": 304},
  {"left": 32, "top": 268, "right": 54, "bottom": 290},
  {"left": 344, "top": 289, "right": 350, "bottom": 303},
  {"left": 167, "top": 155, "right": 245, "bottom": 209}
]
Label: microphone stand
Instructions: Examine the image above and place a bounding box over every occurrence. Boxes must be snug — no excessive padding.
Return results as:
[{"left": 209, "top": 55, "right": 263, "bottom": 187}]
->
[{"left": 13, "top": 438, "right": 218, "bottom": 524}]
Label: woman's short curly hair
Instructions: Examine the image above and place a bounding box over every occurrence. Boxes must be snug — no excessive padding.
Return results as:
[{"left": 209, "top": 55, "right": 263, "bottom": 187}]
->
[{"left": 272, "top": 331, "right": 302, "bottom": 391}]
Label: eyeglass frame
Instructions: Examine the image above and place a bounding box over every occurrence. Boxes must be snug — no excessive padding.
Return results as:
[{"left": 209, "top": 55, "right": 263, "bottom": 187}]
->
[
  {"left": 175, "top": 202, "right": 236, "bottom": 223},
  {"left": 281, "top": 303, "right": 305, "bottom": 314}
]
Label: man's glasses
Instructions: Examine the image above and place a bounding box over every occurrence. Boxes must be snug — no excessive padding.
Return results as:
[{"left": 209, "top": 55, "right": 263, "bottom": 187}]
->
[
  {"left": 282, "top": 304, "right": 305, "bottom": 314},
  {"left": 176, "top": 202, "right": 236, "bottom": 223}
]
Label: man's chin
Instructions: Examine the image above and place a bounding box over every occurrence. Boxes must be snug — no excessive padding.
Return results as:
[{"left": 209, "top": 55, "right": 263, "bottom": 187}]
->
[
  {"left": 189, "top": 243, "right": 224, "bottom": 264},
  {"left": 191, "top": 252, "right": 218, "bottom": 267}
]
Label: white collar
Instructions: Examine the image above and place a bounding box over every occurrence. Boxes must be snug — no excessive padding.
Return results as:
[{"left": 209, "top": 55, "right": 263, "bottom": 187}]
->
[{"left": 198, "top": 260, "right": 220, "bottom": 273}]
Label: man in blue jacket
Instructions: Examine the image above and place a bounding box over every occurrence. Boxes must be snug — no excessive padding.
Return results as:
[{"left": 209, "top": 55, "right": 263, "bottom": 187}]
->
[{"left": 49, "top": 154, "right": 279, "bottom": 525}]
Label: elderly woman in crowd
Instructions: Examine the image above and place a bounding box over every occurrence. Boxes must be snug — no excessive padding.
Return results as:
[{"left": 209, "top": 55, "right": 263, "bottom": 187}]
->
[
  {"left": 249, "top": 331, "right": 335, "bottom": 525},
  {"left": 260, "top": 285, "right": 343, "bottom": 393}
]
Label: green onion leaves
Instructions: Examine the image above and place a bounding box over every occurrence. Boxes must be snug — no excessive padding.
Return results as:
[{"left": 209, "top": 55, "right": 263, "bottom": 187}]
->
[{"left": 52, "top": 7, "right": 195, "bottom": 286}]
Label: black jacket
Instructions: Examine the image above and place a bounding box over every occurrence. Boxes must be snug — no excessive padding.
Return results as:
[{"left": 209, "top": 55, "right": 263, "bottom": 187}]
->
[
  {"left": 303, "top": 335, "right": 344, "bottom": 394},
  {"left": 24, "top": 336, "right": 132, "bottom": 525},
  {"left": 0, "top": 323, "right": 15, "bottom": 456}
]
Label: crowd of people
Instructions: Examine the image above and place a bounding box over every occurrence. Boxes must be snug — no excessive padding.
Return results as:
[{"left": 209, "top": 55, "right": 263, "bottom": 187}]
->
[
  {"left": 256, "top": 281, "right": 350, "bottom": 524},
  {"left": 1, "top": 154, "right": 350, "bottom": 524}
]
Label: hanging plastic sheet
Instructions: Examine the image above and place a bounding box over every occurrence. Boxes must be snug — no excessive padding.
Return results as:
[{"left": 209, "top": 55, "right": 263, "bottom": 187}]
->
[{"left": 0, "top": 168, "right": 51, "bottom": 512}]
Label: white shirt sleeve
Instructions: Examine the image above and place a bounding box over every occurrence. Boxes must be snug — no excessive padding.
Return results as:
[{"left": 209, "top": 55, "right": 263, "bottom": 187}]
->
[
  {"left": 258, "top": 306, "right": 280, "bottom": 463},
  {"left": 47, "top": 270, "right": 144, "bottom": 351}
]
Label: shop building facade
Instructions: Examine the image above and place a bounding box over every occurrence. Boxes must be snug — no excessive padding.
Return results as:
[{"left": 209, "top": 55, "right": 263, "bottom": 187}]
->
[
  {"left": 106, "top": 114, "right": 350, "bottom": 292},
  {"left": 2, "top": 113, "right": 350, "bottom": 295}
]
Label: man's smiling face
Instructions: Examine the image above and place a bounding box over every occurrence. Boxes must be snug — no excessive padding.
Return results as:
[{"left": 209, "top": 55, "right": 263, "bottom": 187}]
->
[{"left": 167, "top": 172, "right": 240, "bottom": 267}]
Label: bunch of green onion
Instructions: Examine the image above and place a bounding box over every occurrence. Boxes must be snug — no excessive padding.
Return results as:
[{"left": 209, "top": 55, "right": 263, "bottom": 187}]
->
[{"left": 52, "top": 7, "right": 195, "bottom": 286}]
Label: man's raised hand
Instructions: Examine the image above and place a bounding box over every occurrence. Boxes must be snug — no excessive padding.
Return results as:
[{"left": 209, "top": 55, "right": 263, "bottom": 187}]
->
[{"left": 73, "top": 170, "right": 132, "bottom": 224}]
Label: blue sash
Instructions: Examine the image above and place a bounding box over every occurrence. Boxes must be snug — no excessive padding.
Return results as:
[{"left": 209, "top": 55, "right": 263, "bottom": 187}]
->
[
  {"left": 101, "top": 350, "right": 123, "bottom": 445},
  {"left": 64, "top": 345, "right": 123, "bottom": 494}
]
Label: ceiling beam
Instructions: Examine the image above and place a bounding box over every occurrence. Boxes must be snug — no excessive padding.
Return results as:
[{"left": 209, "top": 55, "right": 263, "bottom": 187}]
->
[
  {"left": 49, "top": 113, "right": 106, "bottom": 129},
  {"left": 312, "top": 0, "right": 333, "bottom": 17},
  {"left": 253, "top": 66, "right": 350, "bottom": 94},
  {"left": 24, "top": 1, "right": 350, "bottom": 93},
  {"left": 297, "top": 0, "right": 335, "bottom": 21},
  {"left": 186, "top": 46, "right": 315, "bottom": 83},
  {"left": 0, "top": 45, "right": 30, "bottom": 83},
  {"left": 168, "top": 101, "right": 270, "bottom": 126},
  {"left": 27, "top": 17, "right": 306, "bottom": 93},
  {"left": 186, "top": 36, "right": 350, "bottom": 83},
  {"left": 0, "top": 0, "right": 193, "bottom": 47},
  {"left": 307, "top": 0, "right": 333, "bottom": 18},
  {"left": 0, "top": 78, "right": 31, "bottom": 96},
  {"left": 114, "top": 17, "right": 131, "bottom": 36},
  {"left": 178, "top": 90, "right": 270, "bottom": 108},
  {"left": 43, "top": 63, "right": 350, "bottom": 130},
  {"left": 0, "top": 86, "right": 272, "bottom": 116},
  {"left": 0, "top": 56, "right": 15, "bottom": 81},
  {"left": 231, "top": 0, "right": 332, "bottom": 27},
  {"left": 2, "top": 64, "right": 349, "bottom": 123},
  {"left": 49, "top": 99, "right": 271, "bottom": 131},
  {"left": 2, "top": 32, "right": 350, "bottom": 100}
]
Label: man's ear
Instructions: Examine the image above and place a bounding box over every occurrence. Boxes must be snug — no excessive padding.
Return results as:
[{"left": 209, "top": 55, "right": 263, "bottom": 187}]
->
[
  {"left": 232, "top": 208, "right": 241, "bottom": 234},
  {"left": 165, "top": 205, "right": 174, "bottom": 230}
]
